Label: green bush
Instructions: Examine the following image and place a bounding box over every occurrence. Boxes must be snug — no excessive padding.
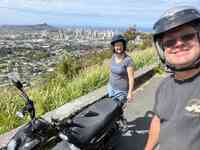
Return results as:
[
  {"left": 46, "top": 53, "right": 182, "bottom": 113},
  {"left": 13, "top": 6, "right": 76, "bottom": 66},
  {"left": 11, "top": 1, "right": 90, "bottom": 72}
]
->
[
  {"left": 56, "top": 49, "right": 112, "bottom": 80},
  {"left": 130, "top": 48, "right": 158, "bottom": 69},
  {"left": 56, "top": 54, "right": 82, "bottom": 79}
]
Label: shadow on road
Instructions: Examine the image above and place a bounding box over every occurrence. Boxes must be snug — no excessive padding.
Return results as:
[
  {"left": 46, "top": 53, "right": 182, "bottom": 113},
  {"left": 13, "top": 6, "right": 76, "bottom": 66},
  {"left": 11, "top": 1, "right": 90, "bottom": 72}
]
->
[
  {"left": 114, "top": 120, "right": 149, "bottom": 150},
  {"left": 51, "top": 120, "right": 148, "bottom": 150}
]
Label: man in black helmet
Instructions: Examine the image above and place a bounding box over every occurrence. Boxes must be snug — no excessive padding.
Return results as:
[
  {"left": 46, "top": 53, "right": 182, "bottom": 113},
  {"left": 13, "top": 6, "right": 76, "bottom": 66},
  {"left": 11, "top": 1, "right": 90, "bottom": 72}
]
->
[{"left": 145, "top": 6, "right": 200, "bottom": 150}]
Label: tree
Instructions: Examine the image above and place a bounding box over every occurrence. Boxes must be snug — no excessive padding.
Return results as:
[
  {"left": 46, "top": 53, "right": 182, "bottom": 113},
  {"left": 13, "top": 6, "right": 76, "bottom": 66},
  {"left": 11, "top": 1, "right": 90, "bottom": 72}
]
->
[
  {"left": 123, "top": 25, "right": 138, "bottom": 51},
  {"left": 123, "top": 26, "right": 137, "bottom": 42},
  {"left": 137, "top": 32, "right": 153, "bottom": 50}
]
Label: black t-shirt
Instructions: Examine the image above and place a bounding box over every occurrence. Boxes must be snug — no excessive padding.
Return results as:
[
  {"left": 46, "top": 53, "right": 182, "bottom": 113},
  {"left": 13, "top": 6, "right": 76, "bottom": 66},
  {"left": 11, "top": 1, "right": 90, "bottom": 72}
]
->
[{"left": 154, "top": 73, "right": 200, "bottom": 150}]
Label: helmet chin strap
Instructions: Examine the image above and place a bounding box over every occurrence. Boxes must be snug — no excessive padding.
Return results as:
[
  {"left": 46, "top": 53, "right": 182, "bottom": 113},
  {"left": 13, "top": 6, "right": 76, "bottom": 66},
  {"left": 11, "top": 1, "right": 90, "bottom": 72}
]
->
[{"left": 166, "top": 56, "right": 200, "bottom": 72}]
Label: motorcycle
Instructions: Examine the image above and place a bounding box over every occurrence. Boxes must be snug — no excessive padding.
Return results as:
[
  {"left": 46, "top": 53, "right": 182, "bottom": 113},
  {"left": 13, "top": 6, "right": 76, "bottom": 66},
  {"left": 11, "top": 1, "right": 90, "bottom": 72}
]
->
[
  {"left": 6, "top": 74, "right": 59, "bottom": 150},
  {"left": 4, "top": 74, "right": 126, "bottom": 150}
]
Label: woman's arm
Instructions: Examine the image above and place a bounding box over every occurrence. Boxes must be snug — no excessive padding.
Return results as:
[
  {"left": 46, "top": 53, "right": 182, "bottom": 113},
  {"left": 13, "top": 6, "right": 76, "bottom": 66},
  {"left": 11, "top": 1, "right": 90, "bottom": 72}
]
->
[
  {"left": 145, "top": 115, "right": 160, "bottom": 150},
  {"left": 127, "top": 66, "right": 134, "bottom": 102}
]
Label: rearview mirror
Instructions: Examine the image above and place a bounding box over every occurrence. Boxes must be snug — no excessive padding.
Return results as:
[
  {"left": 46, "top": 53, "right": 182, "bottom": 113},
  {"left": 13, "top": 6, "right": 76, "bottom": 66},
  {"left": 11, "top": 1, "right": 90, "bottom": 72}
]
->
[{"left": 8, "top": 72, "right": 23, "bottom": 90}]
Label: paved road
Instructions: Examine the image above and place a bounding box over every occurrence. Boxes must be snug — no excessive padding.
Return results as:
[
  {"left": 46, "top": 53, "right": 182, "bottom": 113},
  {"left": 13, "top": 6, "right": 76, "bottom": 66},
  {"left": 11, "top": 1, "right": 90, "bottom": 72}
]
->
[
  {"left": 125, "top": 74, "right": 164, "bottom": 119},
  {"left": 115, "top": 74, "right": 165, "bottom": 150}
]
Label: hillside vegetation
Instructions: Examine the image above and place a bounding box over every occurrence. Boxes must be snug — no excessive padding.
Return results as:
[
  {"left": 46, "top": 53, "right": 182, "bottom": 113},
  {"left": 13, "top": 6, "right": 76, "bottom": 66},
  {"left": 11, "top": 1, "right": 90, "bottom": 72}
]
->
[{"left": 0, "top": 47, "right": 157, "bottom": 134}]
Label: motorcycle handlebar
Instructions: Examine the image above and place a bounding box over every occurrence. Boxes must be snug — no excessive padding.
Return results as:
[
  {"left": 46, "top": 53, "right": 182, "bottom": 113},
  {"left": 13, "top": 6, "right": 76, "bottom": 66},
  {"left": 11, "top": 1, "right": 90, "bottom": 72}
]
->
[{"left": 16, "top": 99, "right": 35, "bottom": 120}]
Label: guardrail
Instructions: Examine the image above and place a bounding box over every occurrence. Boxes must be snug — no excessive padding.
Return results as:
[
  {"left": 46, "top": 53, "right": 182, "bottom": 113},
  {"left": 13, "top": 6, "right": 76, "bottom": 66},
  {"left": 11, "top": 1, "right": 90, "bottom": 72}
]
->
[{"left": 0, "top": 64, "right": 158, "bottom": 148}]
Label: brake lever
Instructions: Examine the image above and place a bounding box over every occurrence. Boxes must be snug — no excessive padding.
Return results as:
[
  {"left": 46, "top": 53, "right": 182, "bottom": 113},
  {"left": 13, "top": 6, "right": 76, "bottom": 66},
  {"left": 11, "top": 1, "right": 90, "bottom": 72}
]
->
[{"left": 16, "top": 106, "right": 27, "bottom": 118}]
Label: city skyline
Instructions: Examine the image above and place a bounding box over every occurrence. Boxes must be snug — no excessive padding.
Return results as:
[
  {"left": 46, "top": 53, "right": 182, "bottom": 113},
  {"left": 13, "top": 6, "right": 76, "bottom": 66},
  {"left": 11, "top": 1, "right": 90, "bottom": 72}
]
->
[{"left": 0, "top": 0, "right": 200, "bottom": 28}]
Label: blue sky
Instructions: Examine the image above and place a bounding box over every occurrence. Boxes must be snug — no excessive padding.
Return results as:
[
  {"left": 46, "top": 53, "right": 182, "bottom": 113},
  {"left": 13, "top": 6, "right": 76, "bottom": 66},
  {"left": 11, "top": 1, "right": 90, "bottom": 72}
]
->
[{"left": 0, "top": 0, "right": 200, "bottom": 28}]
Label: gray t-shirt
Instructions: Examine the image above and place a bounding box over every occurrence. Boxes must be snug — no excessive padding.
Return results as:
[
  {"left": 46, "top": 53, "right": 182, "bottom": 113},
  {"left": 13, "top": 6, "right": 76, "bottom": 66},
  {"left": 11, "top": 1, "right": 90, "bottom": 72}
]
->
[
  {"left": 154, "top": 73, "right": 200, "bottom": 150},
  {"left": 109, "top": 54, "right": 134, "bottom": 91}
]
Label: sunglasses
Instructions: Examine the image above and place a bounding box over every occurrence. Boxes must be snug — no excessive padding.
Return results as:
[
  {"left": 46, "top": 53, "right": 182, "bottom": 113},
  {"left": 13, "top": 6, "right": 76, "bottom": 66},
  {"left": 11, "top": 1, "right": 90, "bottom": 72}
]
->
[{"left": 162, "top": 32, "right": 197, "bottom": 48}]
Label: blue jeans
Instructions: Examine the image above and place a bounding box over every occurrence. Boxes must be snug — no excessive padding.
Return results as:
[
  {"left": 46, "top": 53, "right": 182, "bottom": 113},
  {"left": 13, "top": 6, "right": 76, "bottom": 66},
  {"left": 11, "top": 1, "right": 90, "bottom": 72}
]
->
[{"left": 107, "top": 84, "right": 128, "bottom": 104}]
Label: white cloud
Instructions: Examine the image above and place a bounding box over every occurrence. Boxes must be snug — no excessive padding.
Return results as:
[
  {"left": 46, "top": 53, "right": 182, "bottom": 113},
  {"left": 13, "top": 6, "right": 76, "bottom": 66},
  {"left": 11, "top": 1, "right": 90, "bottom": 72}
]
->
[
  {"left": 0, "top": 0, "right": 200, "bottom": 27},
  {"left": 160, "top": 0, "right": 199, "bottom": 5}
]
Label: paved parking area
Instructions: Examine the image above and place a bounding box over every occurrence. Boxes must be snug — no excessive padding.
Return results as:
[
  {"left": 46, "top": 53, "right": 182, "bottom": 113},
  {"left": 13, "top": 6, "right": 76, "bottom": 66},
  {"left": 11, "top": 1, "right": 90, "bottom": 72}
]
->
[{"left": 115, "top": 75, "right": 165, "bottom": 150}]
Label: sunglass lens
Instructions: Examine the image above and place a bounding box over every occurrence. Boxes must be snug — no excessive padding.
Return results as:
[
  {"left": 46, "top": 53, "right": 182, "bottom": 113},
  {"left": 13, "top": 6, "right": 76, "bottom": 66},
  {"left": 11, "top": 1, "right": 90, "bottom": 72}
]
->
[
  {"left": 163, "top": 39, "right": 176, "bottom": 48},
  {"left": 181, "top": 33, "right": 196, "bottom": 42},
  {"left": 162, "top": 32, "right": 196, "bottom": 48}
]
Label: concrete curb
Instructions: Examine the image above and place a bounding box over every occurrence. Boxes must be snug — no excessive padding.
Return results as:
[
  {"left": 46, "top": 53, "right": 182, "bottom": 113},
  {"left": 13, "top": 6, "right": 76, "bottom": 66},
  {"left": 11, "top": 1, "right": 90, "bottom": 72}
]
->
[{"left": 0, "top": 64, "right": 158, "bottom": 148}]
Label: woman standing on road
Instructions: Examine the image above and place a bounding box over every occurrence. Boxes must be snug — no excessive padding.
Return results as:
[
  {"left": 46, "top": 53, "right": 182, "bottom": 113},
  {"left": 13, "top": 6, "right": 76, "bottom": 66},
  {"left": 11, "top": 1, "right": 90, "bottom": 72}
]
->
[{"left": 108, "top": 34, "right": 135, "bottom": 104}]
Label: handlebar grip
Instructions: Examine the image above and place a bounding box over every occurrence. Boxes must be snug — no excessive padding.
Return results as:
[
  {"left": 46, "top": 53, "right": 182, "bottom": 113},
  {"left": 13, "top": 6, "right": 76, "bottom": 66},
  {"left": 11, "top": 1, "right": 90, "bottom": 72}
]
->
[
  {"left": 16, "top": 111, "right": 25, "bottom": 118},
  {"left": 16, "top": 107, "right": 26, "bottom": 118}
]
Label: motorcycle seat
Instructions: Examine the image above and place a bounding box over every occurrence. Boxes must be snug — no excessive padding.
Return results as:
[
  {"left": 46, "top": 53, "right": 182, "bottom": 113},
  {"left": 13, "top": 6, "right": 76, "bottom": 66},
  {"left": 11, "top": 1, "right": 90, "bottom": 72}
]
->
[{"left": 67, "top": 97, "right": 122, "bottom": 146}]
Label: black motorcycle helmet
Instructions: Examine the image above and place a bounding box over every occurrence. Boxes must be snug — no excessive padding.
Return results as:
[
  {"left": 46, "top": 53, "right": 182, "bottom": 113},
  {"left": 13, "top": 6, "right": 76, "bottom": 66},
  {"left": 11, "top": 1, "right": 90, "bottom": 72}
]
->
[
  {"left": 111, "top": 34, "right": 127, "bottom": 52},
  {"left": 153, "top": 5, "right": 200, "bottom": 71}
]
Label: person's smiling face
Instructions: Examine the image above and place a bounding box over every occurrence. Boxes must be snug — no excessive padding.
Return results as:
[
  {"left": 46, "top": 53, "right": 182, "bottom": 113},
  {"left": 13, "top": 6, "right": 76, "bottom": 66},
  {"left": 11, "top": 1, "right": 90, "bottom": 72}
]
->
[
  {"left": 114, "top": 41, "right": 125, "bottom": 54},
  {"left": 162, "top": 25, "right": 200, "bottom": 68}
]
